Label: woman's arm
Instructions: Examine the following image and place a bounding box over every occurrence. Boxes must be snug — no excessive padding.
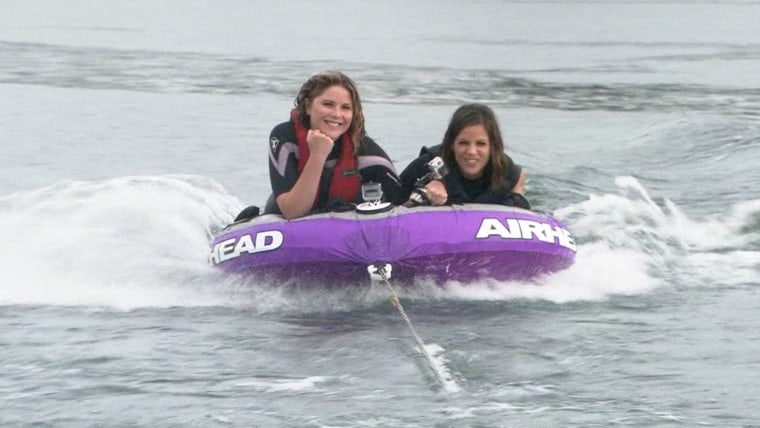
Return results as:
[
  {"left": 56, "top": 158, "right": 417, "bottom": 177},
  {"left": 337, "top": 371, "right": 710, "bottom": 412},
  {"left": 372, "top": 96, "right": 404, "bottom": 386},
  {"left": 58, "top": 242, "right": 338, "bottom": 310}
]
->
[
  {"left": 423, "top": 179, "right": 448, "bottom": 206},
  {"left": 356, "top": 137, "right": 405, "bottom": 205},
  {"left": 398, "top": 153, "right": 433, "bottom": 202},
  {"left": 511, "top": 167, "right": 527, "bottom": 194},
  {"left": 275, "top": 129, "right": 333, "bottom": 219}
]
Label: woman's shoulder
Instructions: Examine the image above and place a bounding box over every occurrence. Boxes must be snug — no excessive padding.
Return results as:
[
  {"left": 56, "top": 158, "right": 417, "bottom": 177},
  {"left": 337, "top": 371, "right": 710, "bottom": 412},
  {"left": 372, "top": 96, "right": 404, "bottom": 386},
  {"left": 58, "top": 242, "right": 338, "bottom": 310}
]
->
[
  {"left": 420, "top": 144, "right": 442, "bottom": 157},
  {"left": 401, "top": 145, "right": 440, "bottom": 166},
  {"left": 399, "top": 146, "right": 437, "bottom": 183},
  {"left": 271, "top": 120, "right": 294, "bottom": 135},
  {"left": 503, "top": 153, "right": 522, "bottom": 184},
  {"left": 357, "top": 134, "right": 391, "bottom": 156},
  {"left": 269, "top": 121, "right": 297, "bottom": 150}
]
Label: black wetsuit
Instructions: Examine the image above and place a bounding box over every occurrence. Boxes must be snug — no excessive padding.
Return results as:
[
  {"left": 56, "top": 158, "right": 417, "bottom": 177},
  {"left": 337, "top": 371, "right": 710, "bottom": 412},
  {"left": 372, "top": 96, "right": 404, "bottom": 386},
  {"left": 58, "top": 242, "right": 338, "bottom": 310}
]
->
[
  {"left": 399, "top": 145, "right": 531, "bottom": 209},
  {"left": 267, "top": 121, "right": 404, "bottom": 214}
]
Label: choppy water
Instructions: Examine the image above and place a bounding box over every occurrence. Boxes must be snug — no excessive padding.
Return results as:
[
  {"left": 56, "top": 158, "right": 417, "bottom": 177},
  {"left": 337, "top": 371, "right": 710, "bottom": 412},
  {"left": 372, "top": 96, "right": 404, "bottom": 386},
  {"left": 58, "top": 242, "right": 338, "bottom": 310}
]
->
[{"left": 2, "top": 1, "right": 760, "bottom": 426}]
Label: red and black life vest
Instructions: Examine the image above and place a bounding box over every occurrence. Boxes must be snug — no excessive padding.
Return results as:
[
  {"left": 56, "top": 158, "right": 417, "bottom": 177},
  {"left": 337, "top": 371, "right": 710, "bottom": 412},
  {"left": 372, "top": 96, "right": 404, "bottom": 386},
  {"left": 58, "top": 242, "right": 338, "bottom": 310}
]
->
[{"left": 290, "top": 109, "right": 361, "bottom": 208}]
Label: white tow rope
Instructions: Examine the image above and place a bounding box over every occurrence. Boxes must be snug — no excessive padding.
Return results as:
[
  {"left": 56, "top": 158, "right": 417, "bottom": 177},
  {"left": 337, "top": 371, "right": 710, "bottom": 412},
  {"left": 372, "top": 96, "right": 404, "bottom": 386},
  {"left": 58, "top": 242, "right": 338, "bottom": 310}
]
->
[{"left": 368, "top": 263, "right": 452, "bottom": 390}]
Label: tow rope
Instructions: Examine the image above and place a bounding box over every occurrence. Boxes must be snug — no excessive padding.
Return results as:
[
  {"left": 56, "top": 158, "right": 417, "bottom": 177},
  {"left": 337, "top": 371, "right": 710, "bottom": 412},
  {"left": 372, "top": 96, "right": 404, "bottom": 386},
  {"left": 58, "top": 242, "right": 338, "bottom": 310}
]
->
[{"left": 368, "top": 263, "right": 450, "bottom": 389}]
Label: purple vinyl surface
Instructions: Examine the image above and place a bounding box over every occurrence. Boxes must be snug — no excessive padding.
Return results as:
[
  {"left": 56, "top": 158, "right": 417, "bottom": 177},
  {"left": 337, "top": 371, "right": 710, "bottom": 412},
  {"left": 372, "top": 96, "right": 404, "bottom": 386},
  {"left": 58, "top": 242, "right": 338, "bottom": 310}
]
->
[{"left": 209, "top": 204, "right": 576, "bottom": 285}]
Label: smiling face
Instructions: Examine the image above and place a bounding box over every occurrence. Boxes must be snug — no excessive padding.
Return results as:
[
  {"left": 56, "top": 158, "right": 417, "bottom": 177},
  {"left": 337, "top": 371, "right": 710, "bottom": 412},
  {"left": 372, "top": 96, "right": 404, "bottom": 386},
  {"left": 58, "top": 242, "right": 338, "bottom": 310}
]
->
[
  {"left": 305, "top": 84, "right": 353, "bottom": 141},
  {"left": 453, "top": 124, "right": 491, "bottom": 180}
]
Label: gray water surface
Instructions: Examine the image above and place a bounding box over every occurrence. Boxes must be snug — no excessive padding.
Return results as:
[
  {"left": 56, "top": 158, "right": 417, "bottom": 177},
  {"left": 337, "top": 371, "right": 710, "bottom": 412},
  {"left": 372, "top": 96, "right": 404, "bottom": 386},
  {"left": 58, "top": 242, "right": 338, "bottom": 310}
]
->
[{"left": 2, "top": 1, "right": 760, "bottom": 426}]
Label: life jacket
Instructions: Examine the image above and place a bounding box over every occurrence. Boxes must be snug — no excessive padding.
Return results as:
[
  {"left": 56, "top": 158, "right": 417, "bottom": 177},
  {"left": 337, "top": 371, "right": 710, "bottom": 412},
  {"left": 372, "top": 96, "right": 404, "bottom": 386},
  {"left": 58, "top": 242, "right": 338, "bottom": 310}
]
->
[{"left": 291, "top": 109, "right": 361, "bottom": 209}]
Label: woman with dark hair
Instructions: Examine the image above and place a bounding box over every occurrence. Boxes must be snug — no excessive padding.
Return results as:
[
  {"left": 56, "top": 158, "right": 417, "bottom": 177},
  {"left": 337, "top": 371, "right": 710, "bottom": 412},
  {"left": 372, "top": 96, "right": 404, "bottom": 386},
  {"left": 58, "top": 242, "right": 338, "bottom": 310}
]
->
[
  {"left": 266, "top": 71, "right": 403, "bottom": 219},
  {"left": 399, "top": 103, "right": 530, "bottom": 209}
]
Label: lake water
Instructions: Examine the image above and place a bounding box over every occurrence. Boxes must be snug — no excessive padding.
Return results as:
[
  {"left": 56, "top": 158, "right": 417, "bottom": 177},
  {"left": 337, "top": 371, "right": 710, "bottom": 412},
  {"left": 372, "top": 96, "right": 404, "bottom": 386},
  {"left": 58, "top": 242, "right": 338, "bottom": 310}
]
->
[{"left": 2, "top": 1, "right": 760, "bottom": 426}]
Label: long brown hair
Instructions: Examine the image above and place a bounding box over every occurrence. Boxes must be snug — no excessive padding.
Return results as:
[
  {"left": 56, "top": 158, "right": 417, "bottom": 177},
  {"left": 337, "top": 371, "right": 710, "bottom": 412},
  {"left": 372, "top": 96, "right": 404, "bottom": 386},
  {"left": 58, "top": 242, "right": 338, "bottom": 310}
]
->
[
  {"left": 293, "top": 71, "right": 365, "bottom": 153},
  {"left": 440, "top": 103, "right": 509, "bottom": 190}
]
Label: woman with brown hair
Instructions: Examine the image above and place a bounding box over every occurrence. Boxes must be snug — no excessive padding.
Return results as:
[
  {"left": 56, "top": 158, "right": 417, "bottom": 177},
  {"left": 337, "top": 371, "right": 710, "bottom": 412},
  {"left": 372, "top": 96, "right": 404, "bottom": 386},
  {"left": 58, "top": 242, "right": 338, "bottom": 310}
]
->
[
  {"left": 399, "top": 103, "right": 530, "bottom": 209},
  {"left": 266, "top": 71, "right": 403, "bottom": 219}
]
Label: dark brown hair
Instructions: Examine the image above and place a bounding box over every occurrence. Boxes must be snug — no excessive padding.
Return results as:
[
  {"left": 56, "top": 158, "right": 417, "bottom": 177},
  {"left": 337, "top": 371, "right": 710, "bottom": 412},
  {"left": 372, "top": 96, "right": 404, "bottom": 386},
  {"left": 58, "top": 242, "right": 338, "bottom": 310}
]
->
[{"left": 440, "top": 104, "right": 509, "bottom": 190}]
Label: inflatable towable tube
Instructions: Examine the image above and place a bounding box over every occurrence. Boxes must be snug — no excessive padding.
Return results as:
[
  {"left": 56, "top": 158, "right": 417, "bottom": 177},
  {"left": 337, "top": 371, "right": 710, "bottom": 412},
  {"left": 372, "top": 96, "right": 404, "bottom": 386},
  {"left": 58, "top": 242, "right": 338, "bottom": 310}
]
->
[{"left": 208, "top": 203, "right": 576, "bottom": 285}]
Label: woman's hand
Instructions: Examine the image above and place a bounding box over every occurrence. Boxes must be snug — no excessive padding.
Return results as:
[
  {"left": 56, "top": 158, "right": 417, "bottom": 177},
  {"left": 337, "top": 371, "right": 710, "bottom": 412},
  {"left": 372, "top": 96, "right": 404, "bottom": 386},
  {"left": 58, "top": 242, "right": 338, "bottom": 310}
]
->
[
  {"left": 306, "top": 129, "right": 334, "bottom": 160},
  {"left": 424, "top": 180, "right": 448, "bottom": 206}
]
